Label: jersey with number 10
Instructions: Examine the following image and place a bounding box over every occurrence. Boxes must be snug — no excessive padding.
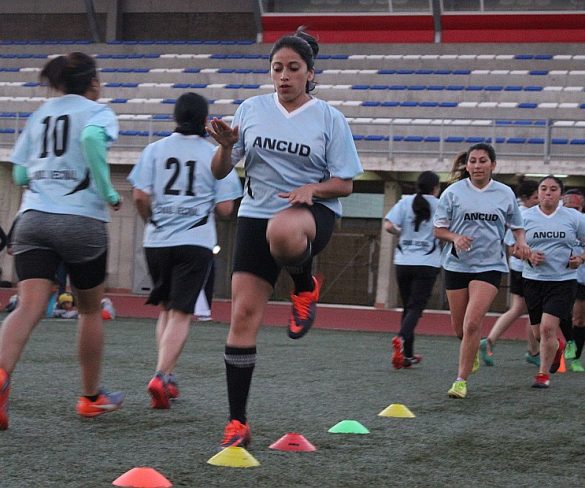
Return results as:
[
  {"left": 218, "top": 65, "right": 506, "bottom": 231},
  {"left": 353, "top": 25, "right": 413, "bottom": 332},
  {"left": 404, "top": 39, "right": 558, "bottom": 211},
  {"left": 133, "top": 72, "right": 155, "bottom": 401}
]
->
[
  {"left": 229, "top": 93, "right": 363, "bottom": 218},
  {"left": 434, "top": 178, "right": 523, "bottom": 273},
  {"left": 10, "top": 94, "right": 118, "bottom": 222},
  {"left": 128, "top": 133, "right": 242, "bottom": 249}
]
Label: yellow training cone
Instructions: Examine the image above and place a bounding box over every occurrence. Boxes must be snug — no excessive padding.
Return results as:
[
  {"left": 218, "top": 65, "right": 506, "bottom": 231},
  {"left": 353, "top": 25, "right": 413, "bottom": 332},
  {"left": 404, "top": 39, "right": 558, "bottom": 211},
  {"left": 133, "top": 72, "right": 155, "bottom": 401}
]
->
[
  {"left": 207, "top": 447, "right": 260, "bottom": 468},
  {"left": 378, "top": 403, "right": 416, "bottom": 418}
]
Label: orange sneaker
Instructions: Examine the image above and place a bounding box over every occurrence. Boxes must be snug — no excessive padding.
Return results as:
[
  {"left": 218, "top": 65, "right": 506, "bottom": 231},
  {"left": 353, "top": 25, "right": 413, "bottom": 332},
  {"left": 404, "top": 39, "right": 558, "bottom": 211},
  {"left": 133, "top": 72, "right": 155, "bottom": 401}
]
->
[
  {"left": 220, "top": 419, "right": 251, "bottom": 449},
  {"left": 391, "top": 336, "right": 405, "bottom": 370},
  {"left": 167, "top": 375, "right": 180, "bottom": 400},
  {"left": 0, "top": 368, "right": 10, "bottom": 430},
  {"left": 76, "top": 389, "right": 125, "bottom": 418},
  {"left": 147, "top": 373, "right": 170, "bottom": 409},
  {"left": 288, "top": 275, "right": 322, "bottom": 340}
]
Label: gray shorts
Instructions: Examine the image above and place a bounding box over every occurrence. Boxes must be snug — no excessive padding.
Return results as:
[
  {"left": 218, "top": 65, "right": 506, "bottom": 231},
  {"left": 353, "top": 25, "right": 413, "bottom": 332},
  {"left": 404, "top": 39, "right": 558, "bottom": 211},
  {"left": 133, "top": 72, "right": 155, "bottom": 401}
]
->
[{"left": 13, "top": 210, "right": 107, "bottom": 263}]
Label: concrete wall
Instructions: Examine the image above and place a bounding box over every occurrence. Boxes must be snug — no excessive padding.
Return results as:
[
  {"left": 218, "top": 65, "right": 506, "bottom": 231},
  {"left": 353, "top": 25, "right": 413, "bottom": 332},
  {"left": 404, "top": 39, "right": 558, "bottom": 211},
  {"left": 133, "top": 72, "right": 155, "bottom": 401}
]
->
[{"left": 0, "top": 0, "right": 258, "bottom": 41}]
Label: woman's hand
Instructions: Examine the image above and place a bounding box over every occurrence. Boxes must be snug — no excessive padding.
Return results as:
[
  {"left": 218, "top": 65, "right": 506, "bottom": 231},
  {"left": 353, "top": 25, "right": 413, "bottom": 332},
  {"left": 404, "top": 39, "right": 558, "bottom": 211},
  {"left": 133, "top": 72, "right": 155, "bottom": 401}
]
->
[
  {"left": 207, "top": 117, "right": 239, "bottom": 148},
  {"left": 512, "top": 243, "right": 531, "bottom": 261},
  {"left": 568, "top": 254, "right": 585, "bottom": 269},
  {"left": 529, "top": 250, "right": 545, "bottom": 267},
  {"left": 453, "top": 234, "right": 473, "bottom": 253},
  {"left": 278, "top": 184, "right": 317, "bottom": 206}
]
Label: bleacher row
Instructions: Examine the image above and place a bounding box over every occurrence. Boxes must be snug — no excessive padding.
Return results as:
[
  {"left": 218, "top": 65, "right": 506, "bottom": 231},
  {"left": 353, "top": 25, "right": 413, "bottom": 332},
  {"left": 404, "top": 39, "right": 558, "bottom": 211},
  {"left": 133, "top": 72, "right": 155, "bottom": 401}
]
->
[{"left": 1, "top": 44, "right": 584, "bottom": 162}]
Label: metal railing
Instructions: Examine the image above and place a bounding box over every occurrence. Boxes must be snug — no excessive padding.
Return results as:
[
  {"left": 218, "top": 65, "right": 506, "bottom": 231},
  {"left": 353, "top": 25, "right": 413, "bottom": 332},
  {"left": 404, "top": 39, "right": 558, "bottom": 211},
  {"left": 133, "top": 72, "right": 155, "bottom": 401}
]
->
[{"left": 1, "top": 115, "right": 585, "bottom": 163}]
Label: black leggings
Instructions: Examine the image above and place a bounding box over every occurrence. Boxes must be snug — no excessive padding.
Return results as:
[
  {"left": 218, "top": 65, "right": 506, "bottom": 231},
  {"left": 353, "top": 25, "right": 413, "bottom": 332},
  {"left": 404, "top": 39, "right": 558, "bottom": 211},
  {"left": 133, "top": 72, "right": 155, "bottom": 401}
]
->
[{"left": 395, "top": 265, "right": 439, "bottom": 357}]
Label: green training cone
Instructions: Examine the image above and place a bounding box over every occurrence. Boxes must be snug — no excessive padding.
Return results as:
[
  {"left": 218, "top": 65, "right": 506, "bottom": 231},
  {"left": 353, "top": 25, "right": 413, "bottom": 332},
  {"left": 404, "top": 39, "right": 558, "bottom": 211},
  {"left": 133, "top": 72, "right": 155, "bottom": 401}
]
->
[
  {"left": 328, "top": 419, "right": 370, "bottom": 434},
  {"left": 207, "top": 446, "right": 260, "bottom": 468},
  {"left": 378, "top": 403, "right": 416, "bottom": 418}
]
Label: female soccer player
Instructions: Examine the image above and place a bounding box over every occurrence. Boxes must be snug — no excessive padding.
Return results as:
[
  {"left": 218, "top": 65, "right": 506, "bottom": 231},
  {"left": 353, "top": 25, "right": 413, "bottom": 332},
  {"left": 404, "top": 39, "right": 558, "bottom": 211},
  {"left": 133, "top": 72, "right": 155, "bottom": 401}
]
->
[
  {"left": 128, "top": 92, "right": 242, "bottom": 409},
  {"left": 0, "top": 52, "right": 123, "bottom": 429},
  {"left": 434, "top": 143, "right": 530, "bottom": 399},
  {"left": 523, "top": 177, "right": 585, "bottom": 388},
  {"left": 479, "top": 178, "right": 540, "bottom": 367},
  {"left": 384, "top": 171, "right": 441, "bottom": 369},
  {"left": 207, "top": 29, "right": 363, "bottom": 448}
]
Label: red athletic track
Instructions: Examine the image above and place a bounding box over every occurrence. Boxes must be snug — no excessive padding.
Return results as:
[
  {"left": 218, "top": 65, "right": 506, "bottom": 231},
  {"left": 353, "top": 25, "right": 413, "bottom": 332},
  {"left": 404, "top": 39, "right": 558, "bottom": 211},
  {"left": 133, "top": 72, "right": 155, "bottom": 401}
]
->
[
  {"left": 262, "top": 13, "right": 585, "bottom": 43},
  {"left": 0, "top": 288, "right": 529, "bottom": 341}
]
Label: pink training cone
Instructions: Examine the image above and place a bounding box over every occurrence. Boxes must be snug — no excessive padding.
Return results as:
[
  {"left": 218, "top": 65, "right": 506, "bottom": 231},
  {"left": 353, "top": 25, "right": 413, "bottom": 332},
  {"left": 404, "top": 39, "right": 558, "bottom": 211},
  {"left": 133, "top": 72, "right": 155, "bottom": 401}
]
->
[
  {"left": 112, "top": 467, "right": 172, "bottom": 488},
  {"left": 269, "top": 432, "right": 317, "bottom": 452}
]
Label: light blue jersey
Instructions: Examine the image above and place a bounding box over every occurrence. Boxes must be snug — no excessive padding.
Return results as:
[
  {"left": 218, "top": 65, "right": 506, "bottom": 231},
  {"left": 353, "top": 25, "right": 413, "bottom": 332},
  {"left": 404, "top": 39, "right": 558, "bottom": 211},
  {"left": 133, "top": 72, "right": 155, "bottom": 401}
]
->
[
  {"left": 10, "top": 94, "right": 118, "bottom": 222},
  {"left": 228, "top": 93, "right": 363, "bottom": 218},
  {"left": 129, "top": 133, "right": 242, "bottom": 249},
  {"left": 523, "top": 206, "right": 585, "bottom": 281},
  {"left": 505, "top": 205, "right": 530, "bottom": 272},
  {"left": 434, "top": 178, "right": 523, "bottom": 273},
  {"left": 385, "top": 194, "right": 441, "bottom": 267}
]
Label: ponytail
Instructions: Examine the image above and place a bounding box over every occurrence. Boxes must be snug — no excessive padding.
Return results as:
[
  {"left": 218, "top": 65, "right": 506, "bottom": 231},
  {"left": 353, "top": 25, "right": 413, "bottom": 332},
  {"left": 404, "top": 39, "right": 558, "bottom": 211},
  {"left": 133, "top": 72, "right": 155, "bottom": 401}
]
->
[{"left": 412, "top": 171, "right": 440, "bottom": 231}]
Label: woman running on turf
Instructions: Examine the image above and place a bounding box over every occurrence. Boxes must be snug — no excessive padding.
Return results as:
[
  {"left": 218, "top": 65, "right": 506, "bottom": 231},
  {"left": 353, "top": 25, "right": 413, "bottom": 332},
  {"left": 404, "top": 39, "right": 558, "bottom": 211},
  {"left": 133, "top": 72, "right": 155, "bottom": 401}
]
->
[
  {"left": 434, "top": 143, "right": 530, "bottom": 399},
  {"left": 0, "top": 52, "right": 124, "bottom": 430},
  {"left": 522, "top": 176, "right": 585, "bottom": 388},
  {"left": 384, "top": 171, "right": 441, "bottom": 369},
  {"left": 564, "top": 190, "right": 585, "bottom": 372},
  {"left": 479, "top": 177, "right": 540, "bottom": 367},
  {"left": 128, "top": 92, "right": 242, "bottom": 409},
  {"left": 207, "top": 28, "right": 363, "bottom": 448}
]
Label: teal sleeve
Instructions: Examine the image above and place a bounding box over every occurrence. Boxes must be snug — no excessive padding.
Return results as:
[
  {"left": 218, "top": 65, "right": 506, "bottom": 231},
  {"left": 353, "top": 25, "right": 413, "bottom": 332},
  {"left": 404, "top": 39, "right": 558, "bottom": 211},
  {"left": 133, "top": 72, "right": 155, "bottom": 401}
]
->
[
  {"left": 12, "top": 165, "right": 29, "bottom": 186},
  {"left": 80, "top": 125, "right": 120, "bottom": 205}
]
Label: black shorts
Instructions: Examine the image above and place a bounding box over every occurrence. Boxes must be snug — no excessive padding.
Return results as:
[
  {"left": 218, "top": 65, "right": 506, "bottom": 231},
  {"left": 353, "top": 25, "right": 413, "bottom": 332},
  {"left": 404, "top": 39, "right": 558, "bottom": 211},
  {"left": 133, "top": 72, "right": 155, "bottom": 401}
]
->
[
  {"left": 233, "top": 203, "right": 336, "bottom": 287},
  {"left": 523, "top": 279, "right": 577, "bottom": 325},
  {"left": 509, "top": 269, "right": 525, "bottom": 297},
  {"left": 444, "top": 270, "right": 502, "bottom": 291},
  {"left": 577, "top": 283, "right": 585, "bottom": 301},
  {"left": 145, "top": 245, "right": 213, "bottom": 314},
  {"left": 15, "top": 249, "right": 107, "bottom": 290}
]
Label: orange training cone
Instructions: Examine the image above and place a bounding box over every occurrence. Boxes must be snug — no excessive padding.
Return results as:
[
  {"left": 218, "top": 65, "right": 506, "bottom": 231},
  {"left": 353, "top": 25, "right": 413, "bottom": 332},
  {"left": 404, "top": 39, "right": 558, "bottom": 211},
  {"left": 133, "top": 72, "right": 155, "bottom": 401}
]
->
[
  {"left": 269, "top": 432, "right": 317, "bottom": 452},
  {"left": 112, "top": 467, "right": 172, "bottom": 487},
  {"left": 558, "top": 355, "right": 566, "bottom": 373}
]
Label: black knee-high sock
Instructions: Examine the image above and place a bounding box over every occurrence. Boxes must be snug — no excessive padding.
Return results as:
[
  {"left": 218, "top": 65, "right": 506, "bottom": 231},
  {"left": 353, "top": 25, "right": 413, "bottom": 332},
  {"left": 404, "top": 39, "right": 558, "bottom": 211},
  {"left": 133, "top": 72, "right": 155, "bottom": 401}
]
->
[
  {"left": 574, "top": 327, "right": 585, "bottom": 358},
  {"left": 283, "top": 242, "right": 314, "bottom": 294},
  {"left": 224, "top": 346, "right": 256, "bottom": 424}
]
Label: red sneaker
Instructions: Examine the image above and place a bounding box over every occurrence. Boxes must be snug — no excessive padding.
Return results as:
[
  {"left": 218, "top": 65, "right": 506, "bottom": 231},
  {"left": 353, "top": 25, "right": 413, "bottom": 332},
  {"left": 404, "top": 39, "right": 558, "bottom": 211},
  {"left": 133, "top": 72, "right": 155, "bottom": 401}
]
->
[
  {"left": 147, "top": 373, "right": 170, "bottom": 409},
  {"left": 220, "top": 419, "right": 251, "bottom": 449},
  {"left": 76, "top": 389, "right": 125, "bottom": 417},
  {"left": 0, "top": 368, "right": 10, "bottom": 430},
  {"left": 391, "top": 336, "right": 405, "bottom": 369},
  {"left": 532, "top": 372, "right": 550, "bottom": 388},
  {"left": 288, "top": 276, "right": 322, "bottom": 340},
  {"left": 167, "top": 378, "right": 180, "bottom": 400},
  {"left": 549, "top": 339, "right": 566, "bottom": 374}
]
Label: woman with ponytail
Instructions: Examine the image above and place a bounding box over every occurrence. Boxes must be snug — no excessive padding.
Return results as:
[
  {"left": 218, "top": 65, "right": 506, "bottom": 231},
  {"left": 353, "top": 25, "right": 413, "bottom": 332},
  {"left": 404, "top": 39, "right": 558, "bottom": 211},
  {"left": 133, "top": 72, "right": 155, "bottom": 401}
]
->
[
  {"left": 128, "top": 92, "right": 242, "bottom": 410},
  {"left": 0, "top": 52, "right": 123, "bottom": 430},
  {"left": 207, "top": 28, "right": 363, "bottom": 449},
  {"left": 384, "top": 171, "right": 441, "bottom": 369}
]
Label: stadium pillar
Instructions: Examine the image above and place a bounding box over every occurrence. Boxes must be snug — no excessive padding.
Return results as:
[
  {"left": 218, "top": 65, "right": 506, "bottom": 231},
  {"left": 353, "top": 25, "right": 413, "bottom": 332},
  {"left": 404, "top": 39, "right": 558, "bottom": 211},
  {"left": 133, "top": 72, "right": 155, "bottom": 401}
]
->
[{"left": 374, "top": 180, "right": 400, "bottom": 309}]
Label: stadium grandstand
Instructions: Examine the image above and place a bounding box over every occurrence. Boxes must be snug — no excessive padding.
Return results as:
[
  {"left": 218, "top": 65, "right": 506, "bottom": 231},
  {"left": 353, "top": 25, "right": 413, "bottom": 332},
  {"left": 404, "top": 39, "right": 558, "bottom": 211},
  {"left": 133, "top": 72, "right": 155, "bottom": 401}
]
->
[{"left": 1, "top": 0, "right": 584, "bottom": 314}]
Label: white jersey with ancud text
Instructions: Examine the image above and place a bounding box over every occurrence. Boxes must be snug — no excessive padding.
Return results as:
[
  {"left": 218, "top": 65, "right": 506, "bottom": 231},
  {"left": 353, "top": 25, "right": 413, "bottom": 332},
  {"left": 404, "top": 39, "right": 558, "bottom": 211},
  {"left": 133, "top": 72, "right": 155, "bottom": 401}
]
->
[
  {"left": 434, "top": 178, "right": 523, "bottom": 273},
  {"left": 522, "top": 205, "right": 585, "bottom": 282},
  {"left": 228, "top": 93, "right": 363, "bottom": 218},
  {"left": 10, "top": 94, "right": 118, "bottom": 222},
  {"left": 128, "top": 133, "right": 242, "bottom": 249}
]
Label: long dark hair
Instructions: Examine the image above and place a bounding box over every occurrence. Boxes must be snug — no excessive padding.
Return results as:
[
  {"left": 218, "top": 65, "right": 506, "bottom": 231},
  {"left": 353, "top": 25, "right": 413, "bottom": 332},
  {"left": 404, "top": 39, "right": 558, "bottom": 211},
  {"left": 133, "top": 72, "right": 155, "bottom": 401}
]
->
[
  {"left": 449, "top": 151, "right": 468, "bottom": 184},
  {"left": 173, "top": 92, "right": 208, "bottom": 137},
  {"left": 412, "top": 171, "right": 440, "bottom": 231},
  {"left": 515, "top": 176, "right": 538, "bottom": 202},
  {"left": 270, "top": 27, "right": 319, "bottom": 93},
  {"left": 40, "top": 52, "right": 97, "bottom": 95}
]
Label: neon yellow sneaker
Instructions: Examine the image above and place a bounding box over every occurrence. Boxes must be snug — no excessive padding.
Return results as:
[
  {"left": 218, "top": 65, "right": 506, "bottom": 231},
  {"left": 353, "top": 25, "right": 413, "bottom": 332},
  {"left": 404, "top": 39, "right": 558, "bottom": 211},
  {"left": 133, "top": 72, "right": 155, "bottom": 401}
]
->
[
  {"left": 448, "top": 380, "right": 467, "bottom": 399},
  {"left": 472, "top": 351, "right": 480, "bottom": 373},
  {"left": 565, "top": 340, "right": 577, "bottom": 360},
  {"left": 569, "top": 358, "right": 585, "bottom": 372}
]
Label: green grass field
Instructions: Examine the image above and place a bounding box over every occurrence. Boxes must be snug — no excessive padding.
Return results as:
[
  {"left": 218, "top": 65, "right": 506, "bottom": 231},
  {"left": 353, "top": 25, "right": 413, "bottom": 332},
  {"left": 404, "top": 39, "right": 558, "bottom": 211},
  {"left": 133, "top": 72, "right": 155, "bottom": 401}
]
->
[{"left": 2, "top": 315, "right": 584, "bottom": 487}]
